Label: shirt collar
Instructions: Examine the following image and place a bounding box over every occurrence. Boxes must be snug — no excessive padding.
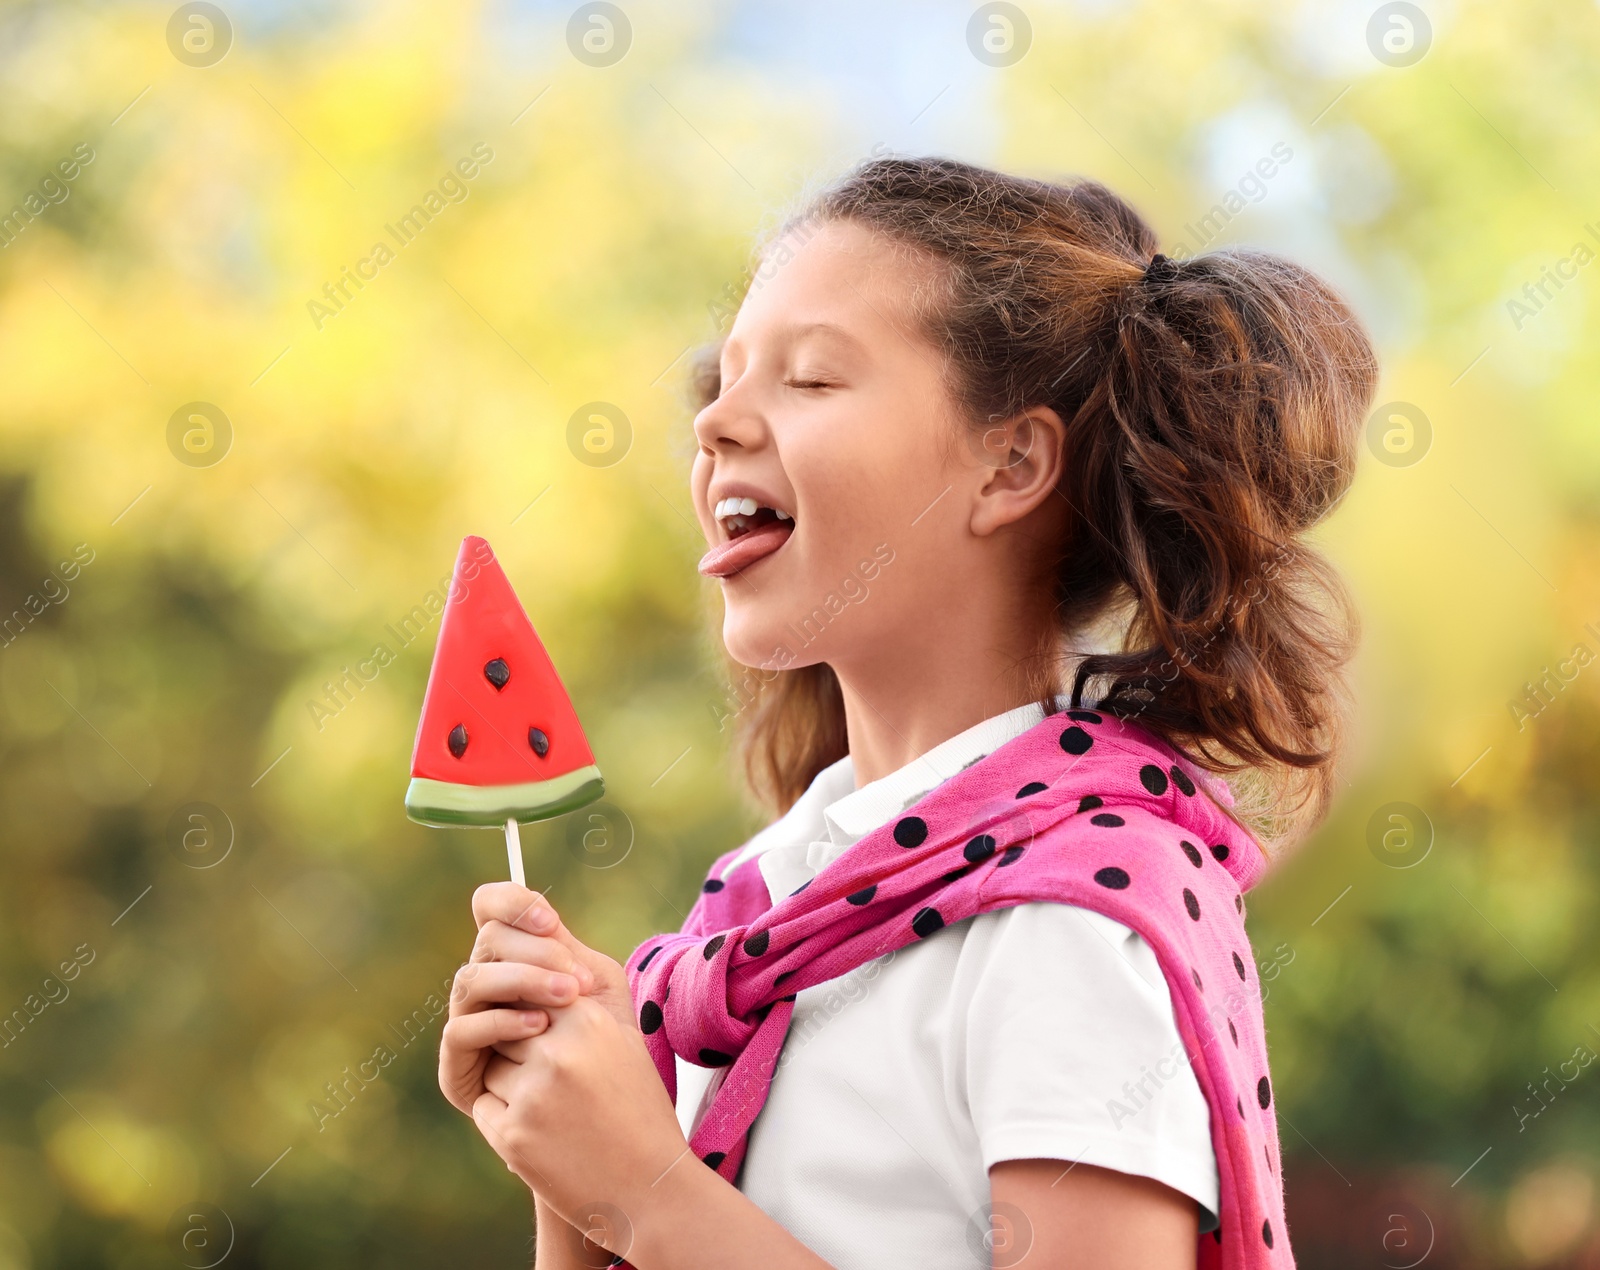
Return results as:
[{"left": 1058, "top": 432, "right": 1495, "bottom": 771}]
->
[{"left": 751, "top": 696, "right": 1067, "bottom": 904}]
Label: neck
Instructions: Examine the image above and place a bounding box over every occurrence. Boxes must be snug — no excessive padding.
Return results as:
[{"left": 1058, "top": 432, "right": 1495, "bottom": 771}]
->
[{"left": 832, "top": 619, "right": 1083, "bottom": 789}]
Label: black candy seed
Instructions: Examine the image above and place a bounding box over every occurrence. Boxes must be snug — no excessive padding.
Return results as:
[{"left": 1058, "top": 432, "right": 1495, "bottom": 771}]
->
[
  {"left": 1258, "top": 1076, "right": 1272, "bottom": 1108},
  {"left": 1183, "top": 888, "right": 1201, "bottom": 920},
  {"left": 1180, "top": 840, "right": 1204, "bottom": 868},
  {"left": 702, "top": 878, "right": 725, "bottom": 893},
  {"left": 1016, "top": 781, "right": 1048, "bottom": 798},
  {"left": 997, "top": 845, "right": 1025, "bottom": 867},
  {"left": 702, "top": 934, "right": 726, "bottom": 960},
  {"left": 743, "top": 930, "right": 769, "bottom": 957},
  {"left": 1211, "top": 843, "right": 1230, "bottom": 862},
  {"left": 1060, "top": 726, "right": 1093, "bottom": 755},
  {"left": 1233, "top": 951, "right": 1247, "bottom": 980},
  {"left": 484, "top": 657, "right": 510, "bottom": 690},
  {"left": 963, "top": 834, "right": 997, "bottom": 863},
  {"left": 846, "top": 884, "right": 877, "bottom": 905},
  {"left": 1077, "top": 795, "right": 1104, "bottom": 813},
  {"left": 528, "top": 727, "right": 550, "bottom": 757},
  {"left": 1170, "top": 766, "right": 1196, "bottom": 796},
  {"left": 893, "top": 816, "right": 928, "bottom": 848},
  {"left": 699, "top": 1048, "right": 733, "bottom": 1066},
  {"left": 639, "top": 1001, "right": 663, "bottom": 1033},
  {"left": 1094, "top": 866, "right": 1130, "bottom": 890},
  {"left": 1090, "top": 813, "right": 1125, "bottom": 828},
  {"left": 703, "top": 1151, "right": 726, "bottom": 1169},
  {"left": 1139, "top": 764, "right": 1169, "bottom": 795},
  {"left": 447, "top": 724, "right": 468, "bottom": 757},
  {"left": 911, "top": 907, "right": 944, "bottom": 938}
]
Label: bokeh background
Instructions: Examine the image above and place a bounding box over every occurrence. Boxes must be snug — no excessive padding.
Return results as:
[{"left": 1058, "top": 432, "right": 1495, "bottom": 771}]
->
[{"left": 1, "top": 0, "right": 1597, "bottom": 1266}]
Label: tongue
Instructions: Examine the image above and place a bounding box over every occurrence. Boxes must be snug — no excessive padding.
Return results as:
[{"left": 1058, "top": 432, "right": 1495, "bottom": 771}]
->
[{"left": 698, "top": 520, "right": 794, "bottom": 578}]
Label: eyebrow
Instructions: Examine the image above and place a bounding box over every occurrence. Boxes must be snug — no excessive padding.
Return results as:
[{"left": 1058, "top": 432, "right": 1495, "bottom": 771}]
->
[{"left": 724, "top": 321, "right": 864, "bottom": 354}]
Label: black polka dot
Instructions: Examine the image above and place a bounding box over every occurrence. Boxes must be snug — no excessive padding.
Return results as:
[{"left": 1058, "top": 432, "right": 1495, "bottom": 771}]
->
[
  {"left": 780, "top": 992, "right": 797, "bottom": 1003},
  {"left": 1236, "top": 1096, "right": 1244, "bottom": 1118},
  {"left": 941, "top": 865, "right": 971, "bottom": 883},
  {"left": 997, "top": 845, "right": 1025, "bottom": 867},
  {"left": 1090, "top": 812, "right": 1125, "bottom": 828},
  {"left": 1235, "top": 895, "right": 1244, "bottom": 914},
  {"left": 753, "top": 1001, "right": 775, "bottom": 1022},
  {"left": 774, "top": 970, "right": 794, "bottom": 987},
  {"left": 743, "top": 930, "right": 769, "bottom": 957},
  {"left": 894, "top": 816, "right": 928, "bottom": 848},
  {"left": 699, "top": 1048, "right": 733, "bottom": 1066},
  {"left": 1262, "top": 1219, "right": 1273, "bottom": 1248},
  {"left": 702, "top": 878, "right": 725, "bottom": 893},
  {"left": 963, "top": 834, "right": 997, "bottom": 863},
  {"left": 703, "top": 1151, "right": 727, "bottom": 1169},
  {"left": 911, "top": 907, "right": 944, "bottom": 938},
  {"left": 637, "top": 945, "right": 663, "bottom": 971},
  {"left": 1265, "top": 1143, "right": 1272, "bottom": 1172},
  {"left": 846, "top": 884, "right": 877, "bottom": 906},
  {"left": 1139, "top": 764, "right": 1169, "bottom": 795},
  {"left": 789, "top": 879, "right": 811, "bottom": 896},
  {"left": 1212, "top": 1227, "right": 1222, "bottom": 1244},
  {"left": 1233, "top": 952, "right": 1246, "bottom": 980},
  {"left": 1191, "top": 967, "right": 1203, "bottom": 991},
  {"left": 639, "top": 1001, "right": 663, "bottom": 1033},
  {"left": 1179, "top": 840, "right": 1203, "bottom": 868},
  {"left": 1258, "top": 1076, "right": 1271, "bottom": 1109},
  {"left": 1060, "top": 726, "right": 1093, "bottom": 755},
  {"left": 1094, "top": 866, "right": 1130, "bottom": 890},
  {"left": 1228, "top": 1019, "right": 1238, "bottom": 1045},
  {"left": 663, "top": 984, "right": 669, "bottom": 1002},
  {"left": 1077, "top": 795, "right": 1104, "bottom": 813},
  {"left": 1067, "top": 709, "right": 1102, "bottom": 723},
  {"left": 1170, "top": 766, "right": 1196, "bottom": 796},
  {"left": 1211, "top": 843, "right": 1231, "bottom": 862},
  {"left": 1183, "top": 888, "right": 1201, "bottom": 920},
  {"left": 703, "top": 934, "right": 726, "bottom": 960},
  {"left": 1016, "top": 781, "right": 1048, "bottom": 798}
]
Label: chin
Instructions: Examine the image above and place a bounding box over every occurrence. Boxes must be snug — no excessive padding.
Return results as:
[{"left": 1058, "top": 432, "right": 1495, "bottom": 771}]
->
[{"left": 721, "top": 606, "right": 806, "bottom": 672}]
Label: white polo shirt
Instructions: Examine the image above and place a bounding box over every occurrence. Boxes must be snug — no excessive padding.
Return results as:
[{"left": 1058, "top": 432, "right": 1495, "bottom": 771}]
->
[{"left": 673, "top": 700, "right": 1220, "bottom": 1267}]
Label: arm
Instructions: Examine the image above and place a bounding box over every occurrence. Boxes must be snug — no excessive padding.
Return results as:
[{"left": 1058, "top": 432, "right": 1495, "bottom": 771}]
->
[{"left": 989, "top": 1158, "right": 1198, "bottom": 1269}]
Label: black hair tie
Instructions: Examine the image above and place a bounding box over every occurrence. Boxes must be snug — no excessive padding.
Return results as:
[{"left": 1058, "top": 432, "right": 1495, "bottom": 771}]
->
[{"left": 1142, "top": 252, "right": 1179, "bottom": 285}]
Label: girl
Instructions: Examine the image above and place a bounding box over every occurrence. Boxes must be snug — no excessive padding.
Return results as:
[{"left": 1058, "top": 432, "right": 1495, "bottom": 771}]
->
[{"left": 439, "top": 156, "right": 1376, "bottom": 1269}]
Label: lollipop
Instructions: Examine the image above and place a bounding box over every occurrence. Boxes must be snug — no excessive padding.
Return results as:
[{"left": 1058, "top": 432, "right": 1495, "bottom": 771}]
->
[{"left": 404, "top": 535, "right": 604, "bottom": 881}]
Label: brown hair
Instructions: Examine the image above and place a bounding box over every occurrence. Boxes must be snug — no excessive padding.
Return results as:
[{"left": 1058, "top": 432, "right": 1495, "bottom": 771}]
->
[{"left": 691, "top": 156, "right": 1378, "bottom": 851}]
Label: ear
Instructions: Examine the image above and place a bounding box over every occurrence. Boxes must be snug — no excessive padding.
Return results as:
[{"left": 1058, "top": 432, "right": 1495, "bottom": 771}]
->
[{"left": 968, "top": 405, "right": 1068, "bottom": 537}]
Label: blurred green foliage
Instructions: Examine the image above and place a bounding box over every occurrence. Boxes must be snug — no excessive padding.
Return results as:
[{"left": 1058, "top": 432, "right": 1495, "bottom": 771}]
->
[{"left": 0, "top": 1, "right": 1597, "bottom": 1267}]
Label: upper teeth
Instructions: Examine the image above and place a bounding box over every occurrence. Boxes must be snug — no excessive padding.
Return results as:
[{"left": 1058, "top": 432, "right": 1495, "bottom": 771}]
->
[{"left": 714, "top": 496, "right": 792, "bottom": 522}]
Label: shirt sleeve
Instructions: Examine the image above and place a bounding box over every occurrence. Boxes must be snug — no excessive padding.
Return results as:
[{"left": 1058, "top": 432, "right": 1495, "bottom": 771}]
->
[{"left": 961, "top": 901, "right": 1220, "bottom": 1224}]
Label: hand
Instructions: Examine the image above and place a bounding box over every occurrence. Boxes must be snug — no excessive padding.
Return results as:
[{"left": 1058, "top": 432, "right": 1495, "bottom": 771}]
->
[
  {"left": 438, "top": 884, "right": 634, "bottom": 1117},
  {"left": 475, "top": 991, "right": 694, "bottom": 1251}
]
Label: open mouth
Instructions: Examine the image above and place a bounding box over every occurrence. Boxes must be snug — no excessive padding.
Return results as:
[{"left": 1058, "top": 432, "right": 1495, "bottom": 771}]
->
[{"left": 699, "top": 496, "right": 796, "bottom": 578}]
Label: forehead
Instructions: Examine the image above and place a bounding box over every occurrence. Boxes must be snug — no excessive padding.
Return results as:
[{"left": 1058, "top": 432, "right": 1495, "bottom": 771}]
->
[{"left": 729, "top": 219, "right": 934, "bottom": 345}]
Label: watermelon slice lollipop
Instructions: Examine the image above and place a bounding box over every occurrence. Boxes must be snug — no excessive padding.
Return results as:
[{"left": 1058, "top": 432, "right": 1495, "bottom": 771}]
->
[{"left": 405, "top": 535, "right": 604, "bottom": 880}]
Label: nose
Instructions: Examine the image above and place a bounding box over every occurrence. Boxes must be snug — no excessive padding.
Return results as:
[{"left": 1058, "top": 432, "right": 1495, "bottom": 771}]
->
[{"left": 692, "top": 368, "right": 769, "bottom": 457}]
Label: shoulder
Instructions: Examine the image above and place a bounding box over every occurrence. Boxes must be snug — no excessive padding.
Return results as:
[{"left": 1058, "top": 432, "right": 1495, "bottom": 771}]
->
[{"left": 950, "top": 900, "right": 1174, "bottom": 1004}]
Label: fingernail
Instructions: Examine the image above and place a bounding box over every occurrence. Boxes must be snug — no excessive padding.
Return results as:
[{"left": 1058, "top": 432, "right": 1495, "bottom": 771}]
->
[
  {"left": 574, "top": 963, "right": 595, "bottom": 990},
  {"left": 519, "top": 904, "right": 553, "bottom": 933},
  {"left": 520, "top": 1010, "right": 544, "bottom": 1029},
  {"left": 551, "top": 973, "right": 577, "bottom": 997}
]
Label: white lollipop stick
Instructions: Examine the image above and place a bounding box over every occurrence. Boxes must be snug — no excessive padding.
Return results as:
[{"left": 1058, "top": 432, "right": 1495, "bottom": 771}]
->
[{"left": 504, "top": 817, "right": 525, "bottom": 886}]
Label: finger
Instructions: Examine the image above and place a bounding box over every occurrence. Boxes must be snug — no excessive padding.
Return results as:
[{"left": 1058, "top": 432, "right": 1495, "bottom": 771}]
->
[
  {"left": 470, "top": 920, "right": 595, "bottom": 990},
  {"left": 483, "top": 1051, "right": 521, "bottom": 1101},
  {"left": 448, "top": 961, "right": 583, "bottom": 1016},
  {"left": 471, "top": 884, "right": 600, "bottom": 983},
  {"left": 492, "top": 1035, "right": 537, "bottom": 1064},
  {"left": 442, "top": 1008, "right": 547, "bottom": 1053}
]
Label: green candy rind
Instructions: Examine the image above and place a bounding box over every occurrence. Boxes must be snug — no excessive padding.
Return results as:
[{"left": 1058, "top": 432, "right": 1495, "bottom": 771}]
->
[{"left": 404, "top": 766, "right": 605, "bottom": 828}]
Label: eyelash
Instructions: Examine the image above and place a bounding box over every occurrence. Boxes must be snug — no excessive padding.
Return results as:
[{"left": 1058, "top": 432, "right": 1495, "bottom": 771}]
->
[{"left": 783, "top": 378, "right": 835, "bottom": 391}]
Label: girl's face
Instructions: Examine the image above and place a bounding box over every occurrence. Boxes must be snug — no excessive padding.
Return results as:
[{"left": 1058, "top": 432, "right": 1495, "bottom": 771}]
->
[{"left": 690, "top": 218, "right": 981, "bottom": 674}]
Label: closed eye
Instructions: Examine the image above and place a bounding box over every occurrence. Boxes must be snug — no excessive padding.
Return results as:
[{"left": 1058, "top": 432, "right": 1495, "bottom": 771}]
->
[{"left": 783, "top": 378, "right": 837, "bottom": 391}]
